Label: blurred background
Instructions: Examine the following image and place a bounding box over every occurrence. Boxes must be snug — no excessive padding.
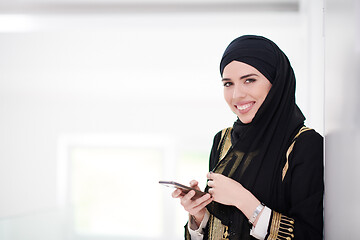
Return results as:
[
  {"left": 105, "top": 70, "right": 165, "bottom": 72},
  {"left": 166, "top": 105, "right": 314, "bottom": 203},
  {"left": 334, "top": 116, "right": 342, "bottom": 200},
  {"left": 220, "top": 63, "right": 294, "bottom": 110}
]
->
[{"left": 0, "top": 0, "right": 358, "bottom": 239}]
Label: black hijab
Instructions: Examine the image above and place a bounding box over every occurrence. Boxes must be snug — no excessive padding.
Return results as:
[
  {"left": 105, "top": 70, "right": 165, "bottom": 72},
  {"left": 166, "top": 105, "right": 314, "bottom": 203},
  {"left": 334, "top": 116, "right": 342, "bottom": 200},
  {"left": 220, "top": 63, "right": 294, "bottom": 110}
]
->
[{"left": 206, "top": 35, "right": 305, "bottom": 239}]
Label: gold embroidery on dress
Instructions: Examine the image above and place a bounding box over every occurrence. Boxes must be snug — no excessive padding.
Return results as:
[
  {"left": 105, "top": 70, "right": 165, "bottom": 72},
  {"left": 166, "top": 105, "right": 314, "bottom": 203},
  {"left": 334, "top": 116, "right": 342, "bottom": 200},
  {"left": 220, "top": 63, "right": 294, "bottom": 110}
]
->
[
  {"left": 207, "top": 128, "right": 231, "bottom": 240},
  {"left": 222, "top": 226, "right": 229, "bottom": 240},
  {"left": 207, "top": 127, "right": 258, "bottom": 239},
  {"left": 239, "top": 150, "right": 259, "bottom": 178},
  {"left": 208, "top": 214, "right": 228, "bottom": 240},
  {"left": 214, "top": 128, "right": 257, "bottom": 179},
  {"left": 268, "top": 211, "right": 295, "bottom": 240},
  {"left": 223, "top": 151, "right": 244, "bottom": 177},
  {"left": 282, "top": 126, "right": 311, "bottom": 181},
  {"left": 268, "top": 211, "right": 281, "bottom": 240},
  {"left": 219, "top": 127, "right": 232, "bottom": 161},
  {"left": 213, "top": 127, "right": 241, "bottom": 175}
]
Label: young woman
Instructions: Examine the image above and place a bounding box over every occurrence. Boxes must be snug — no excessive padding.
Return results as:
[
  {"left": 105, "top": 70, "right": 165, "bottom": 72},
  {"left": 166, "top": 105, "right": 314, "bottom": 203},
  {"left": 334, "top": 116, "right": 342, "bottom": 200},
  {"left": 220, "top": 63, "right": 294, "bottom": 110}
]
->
[{"left": 172, "top": 35, "right": 324, "bottom": 240}]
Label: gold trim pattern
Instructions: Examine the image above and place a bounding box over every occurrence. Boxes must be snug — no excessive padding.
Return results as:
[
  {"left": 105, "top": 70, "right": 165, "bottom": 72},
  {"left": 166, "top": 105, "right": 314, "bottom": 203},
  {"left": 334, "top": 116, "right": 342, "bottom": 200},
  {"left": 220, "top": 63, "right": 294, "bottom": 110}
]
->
[
  {"left": 282, "top": 126, "right": 311, "bottom": 181},
  {"left": 208, "top": 214, "right": 229, "bottom": 240},
  {"left": 267, "top": 211, "right": 295, "bottom": 240},
  {"left": 222, "top": 226, "right": 230, "bottom": 240},
  {"left": 218, "top": 127, "right": 232, "bottom": 161}
]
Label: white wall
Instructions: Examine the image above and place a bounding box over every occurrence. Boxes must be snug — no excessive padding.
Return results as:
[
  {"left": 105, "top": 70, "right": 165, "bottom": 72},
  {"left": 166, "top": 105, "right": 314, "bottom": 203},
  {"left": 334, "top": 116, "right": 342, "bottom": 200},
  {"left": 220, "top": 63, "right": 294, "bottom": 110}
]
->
[
  {"left": 0, "top": 2, "right": 324, "bottom": 239},
  {"left": 324, "top": 0, "right": 360, "bottom": 238}
]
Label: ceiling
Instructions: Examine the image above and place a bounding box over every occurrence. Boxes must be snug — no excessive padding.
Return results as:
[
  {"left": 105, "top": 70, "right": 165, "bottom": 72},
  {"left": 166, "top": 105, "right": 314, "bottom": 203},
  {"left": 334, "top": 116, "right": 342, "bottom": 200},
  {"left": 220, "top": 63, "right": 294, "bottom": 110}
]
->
[{"left": 0, "top": 0, "right": 300, "bottom": 14}]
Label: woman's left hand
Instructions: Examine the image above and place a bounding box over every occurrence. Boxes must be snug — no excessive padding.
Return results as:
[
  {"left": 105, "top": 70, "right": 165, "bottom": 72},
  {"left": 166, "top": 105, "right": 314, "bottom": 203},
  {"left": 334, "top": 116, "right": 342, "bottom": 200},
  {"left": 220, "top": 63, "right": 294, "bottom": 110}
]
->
[
  {"left": 206, "top": 172, "right": 245, "bottom": 206},
  {"left": 206, "top": 172, "right": 260, "bottom": 220}
]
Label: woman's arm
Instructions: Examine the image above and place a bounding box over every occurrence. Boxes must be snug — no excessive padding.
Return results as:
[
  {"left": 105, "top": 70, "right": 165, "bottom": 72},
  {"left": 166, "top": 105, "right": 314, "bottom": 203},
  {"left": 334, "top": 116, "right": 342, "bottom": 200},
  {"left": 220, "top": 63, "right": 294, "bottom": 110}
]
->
[
  {"left": 186, "top": 210, "right": 211, "bottom": 240},
  {"left": 266, "top": 131, "right": 324, "bottom": 240}
]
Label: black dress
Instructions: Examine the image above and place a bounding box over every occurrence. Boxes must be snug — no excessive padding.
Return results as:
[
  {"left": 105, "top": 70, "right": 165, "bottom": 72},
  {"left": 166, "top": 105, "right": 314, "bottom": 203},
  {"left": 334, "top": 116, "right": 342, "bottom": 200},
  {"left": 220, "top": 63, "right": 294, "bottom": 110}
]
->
[
  {"left": 184, "top": 35, "right": 324, "bottom": 240},
  {"left": 185, "top": 126, "right": 323, "bottom": 240}
]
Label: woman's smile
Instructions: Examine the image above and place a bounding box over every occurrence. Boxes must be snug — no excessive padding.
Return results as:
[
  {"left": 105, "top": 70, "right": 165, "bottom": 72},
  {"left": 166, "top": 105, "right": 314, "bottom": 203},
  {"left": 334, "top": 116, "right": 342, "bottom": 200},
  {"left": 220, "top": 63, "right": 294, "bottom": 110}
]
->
[
  {"left": 222, "top": 61, "right": 272, "bottom": 124},
  {"left": 235, "top": 101, "right": 255, "bottom": 113}
]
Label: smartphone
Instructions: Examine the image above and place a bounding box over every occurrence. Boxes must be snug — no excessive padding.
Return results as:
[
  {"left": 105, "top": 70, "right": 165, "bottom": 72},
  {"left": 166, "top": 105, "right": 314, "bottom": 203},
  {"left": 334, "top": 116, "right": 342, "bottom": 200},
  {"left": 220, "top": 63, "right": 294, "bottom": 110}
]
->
[{"left": 159, "top": 180, "right": 206, "bottom": 199}]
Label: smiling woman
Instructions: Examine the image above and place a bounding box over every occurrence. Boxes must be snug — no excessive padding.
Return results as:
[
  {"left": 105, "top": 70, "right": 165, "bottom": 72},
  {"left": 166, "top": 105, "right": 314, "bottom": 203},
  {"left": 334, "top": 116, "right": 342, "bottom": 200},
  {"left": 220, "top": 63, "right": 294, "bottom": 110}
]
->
[
  {"left": 172, "top": 35, "right": 324, "bottom": 240},
  {"left": 222, "top": 61, "right": 272, "bottom": 124},
  {"left": 0, "top": 1, "right": 324, "bottom": 239}
]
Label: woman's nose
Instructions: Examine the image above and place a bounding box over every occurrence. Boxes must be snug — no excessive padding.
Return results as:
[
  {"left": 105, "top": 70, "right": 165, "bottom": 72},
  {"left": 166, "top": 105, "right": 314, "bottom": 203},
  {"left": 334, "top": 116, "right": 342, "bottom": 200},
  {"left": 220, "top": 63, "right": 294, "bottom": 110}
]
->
[{"left": 233, "top": 84, "right": 246, "bottom": 99}]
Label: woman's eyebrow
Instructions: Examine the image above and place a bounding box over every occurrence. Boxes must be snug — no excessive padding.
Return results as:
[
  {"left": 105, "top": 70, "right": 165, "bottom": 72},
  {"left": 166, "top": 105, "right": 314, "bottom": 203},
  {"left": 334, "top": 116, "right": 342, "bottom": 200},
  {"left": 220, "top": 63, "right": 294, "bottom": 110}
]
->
[
  {"left": 222, "top": 73, "right": 259, "bottom": 82},
  {"left": 240, "top": 73, "right": 258, "bottom": 79}
]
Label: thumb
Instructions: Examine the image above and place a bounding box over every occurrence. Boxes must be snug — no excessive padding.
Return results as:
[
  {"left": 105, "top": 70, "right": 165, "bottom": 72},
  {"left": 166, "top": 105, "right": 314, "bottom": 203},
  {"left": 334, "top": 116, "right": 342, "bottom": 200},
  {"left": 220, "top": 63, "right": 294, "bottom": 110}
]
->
[{"left": 189, "top": 180, "right": 199, "bottom": 188}]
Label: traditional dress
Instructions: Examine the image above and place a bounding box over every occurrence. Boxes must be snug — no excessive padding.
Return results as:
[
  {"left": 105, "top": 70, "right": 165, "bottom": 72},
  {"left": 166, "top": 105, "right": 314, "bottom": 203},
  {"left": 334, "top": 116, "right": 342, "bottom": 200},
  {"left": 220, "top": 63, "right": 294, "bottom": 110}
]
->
[{"left": 185, "top": 35, "right": 324, "bottom": 240}]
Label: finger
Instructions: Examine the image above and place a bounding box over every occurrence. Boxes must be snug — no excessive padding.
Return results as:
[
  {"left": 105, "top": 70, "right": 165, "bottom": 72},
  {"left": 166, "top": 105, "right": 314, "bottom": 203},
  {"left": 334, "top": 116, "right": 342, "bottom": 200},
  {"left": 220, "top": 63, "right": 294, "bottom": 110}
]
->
[
  {"left": 181, "top": 190, "right": 196, "bottom": 203},
  {"left": 172, "top": 188, "right": 183, "bottom": 198},
  {"left": 185, "top": 193, "right": 211, "bottom": 212},
  {"left": 185, "top": 191, "right": 209, "bottom": 204},
  {"left": 189, "top": 180, "right": 199, "bottom": 188},
  {"left": 191, "top": 197, "right": 213, "bottom": 214},
  {"left": 207, "top": 180, "right": 214, "bottom": 187},
  {"left": 181, "top": 191, "right": 198, "bottom": 210},
  {"left": 208, "top": 188, "right": 214, "bottom": 196},
  {"left": 192, "top": 186, "right": 201, "bottom": 191},
  {"left": 207, "top": 171, "right": 218, "bottom": 180},
  {"left": 192, "top": 193, "right": 212, "bottom": 206}
]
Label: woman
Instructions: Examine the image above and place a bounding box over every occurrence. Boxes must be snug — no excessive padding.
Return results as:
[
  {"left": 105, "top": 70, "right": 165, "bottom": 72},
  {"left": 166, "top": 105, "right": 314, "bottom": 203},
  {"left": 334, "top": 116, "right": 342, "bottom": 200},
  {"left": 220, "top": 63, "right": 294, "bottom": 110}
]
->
[{"left": 172, "top": 35, "right": 324, "bottom": 240}]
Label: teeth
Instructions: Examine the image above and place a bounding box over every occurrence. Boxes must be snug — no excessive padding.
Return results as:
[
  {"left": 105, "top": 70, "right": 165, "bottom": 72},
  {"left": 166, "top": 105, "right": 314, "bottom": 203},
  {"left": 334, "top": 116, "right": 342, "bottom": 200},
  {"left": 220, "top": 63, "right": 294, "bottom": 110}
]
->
[{"left": 237, "top": 103, "right": 253, "bottom": 110}]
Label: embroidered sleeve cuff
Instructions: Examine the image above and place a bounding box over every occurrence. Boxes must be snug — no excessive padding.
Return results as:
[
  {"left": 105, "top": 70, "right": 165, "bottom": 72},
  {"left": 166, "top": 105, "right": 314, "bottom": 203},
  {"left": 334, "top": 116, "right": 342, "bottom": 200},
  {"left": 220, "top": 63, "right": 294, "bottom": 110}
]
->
[
  {"left": 188, "top": 210, "right": 210, "bottom": 239},
  {"left": 250, "top": 206, "right": 271, "bottom": 239},
  {"left": 266, "top": 211, "right": 295, "bottom": 240}
]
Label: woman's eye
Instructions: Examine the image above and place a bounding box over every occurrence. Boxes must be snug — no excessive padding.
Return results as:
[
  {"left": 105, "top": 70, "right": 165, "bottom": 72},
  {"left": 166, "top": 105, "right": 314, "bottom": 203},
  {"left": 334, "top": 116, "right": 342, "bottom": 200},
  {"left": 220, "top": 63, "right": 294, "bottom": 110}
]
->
[
  {"left": 245, "top": 78, "right": 256, "bottom": 84},
  {"left": 223, "top": 82, "right": 232, "bottom": 87}
]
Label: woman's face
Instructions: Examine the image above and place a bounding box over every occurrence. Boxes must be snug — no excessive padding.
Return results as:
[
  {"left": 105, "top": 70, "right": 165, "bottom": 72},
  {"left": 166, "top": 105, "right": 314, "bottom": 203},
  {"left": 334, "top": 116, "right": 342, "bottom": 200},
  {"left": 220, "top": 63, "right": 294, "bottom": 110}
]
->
[{"left": 222, "top": 61, "right": 272, "bottom": 124}]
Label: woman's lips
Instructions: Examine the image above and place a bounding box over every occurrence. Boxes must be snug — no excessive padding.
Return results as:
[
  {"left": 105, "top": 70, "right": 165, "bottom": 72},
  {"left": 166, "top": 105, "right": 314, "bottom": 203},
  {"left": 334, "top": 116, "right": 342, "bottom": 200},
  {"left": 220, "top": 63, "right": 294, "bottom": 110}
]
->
[{"left": 235, "top": 102, "right": 255, "bottom": 114}]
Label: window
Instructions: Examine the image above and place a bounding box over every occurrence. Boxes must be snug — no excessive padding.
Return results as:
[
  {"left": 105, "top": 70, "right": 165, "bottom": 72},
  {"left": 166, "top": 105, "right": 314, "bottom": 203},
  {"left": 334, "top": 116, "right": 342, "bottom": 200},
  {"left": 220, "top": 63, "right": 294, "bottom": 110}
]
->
[{"left": 58, "top": 134, "right": 208, "bottom": 240}]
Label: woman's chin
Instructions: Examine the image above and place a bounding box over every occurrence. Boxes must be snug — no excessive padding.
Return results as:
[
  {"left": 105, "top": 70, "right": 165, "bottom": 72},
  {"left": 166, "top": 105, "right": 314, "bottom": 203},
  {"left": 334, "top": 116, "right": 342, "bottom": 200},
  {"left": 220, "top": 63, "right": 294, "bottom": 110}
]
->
[{"left": 237, "top": 115, "right": 254, "bottom": 124}]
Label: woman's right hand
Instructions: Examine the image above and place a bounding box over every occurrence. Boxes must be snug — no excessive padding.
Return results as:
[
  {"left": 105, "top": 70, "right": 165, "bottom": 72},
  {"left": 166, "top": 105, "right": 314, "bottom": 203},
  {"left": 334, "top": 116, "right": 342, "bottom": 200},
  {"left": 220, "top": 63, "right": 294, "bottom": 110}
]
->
[{"left": 172, "top": 180, "right": 213, "bottom": 226}]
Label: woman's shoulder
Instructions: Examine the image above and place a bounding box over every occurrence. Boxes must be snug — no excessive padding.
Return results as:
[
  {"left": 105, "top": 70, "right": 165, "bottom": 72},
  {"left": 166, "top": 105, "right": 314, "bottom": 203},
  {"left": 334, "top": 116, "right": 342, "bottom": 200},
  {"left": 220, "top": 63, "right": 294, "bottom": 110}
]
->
[
  {"left": 294, "top": 128, "right": 323, "bottom": 146},
  {"left": 290, "top": 127, "right": 323, "bottom": 164}
]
